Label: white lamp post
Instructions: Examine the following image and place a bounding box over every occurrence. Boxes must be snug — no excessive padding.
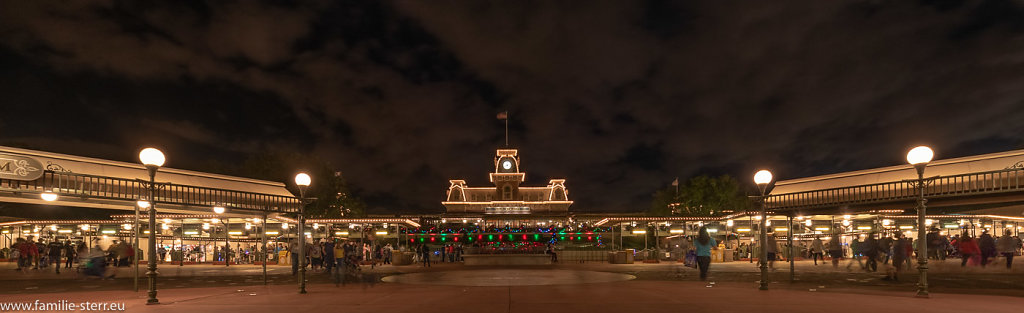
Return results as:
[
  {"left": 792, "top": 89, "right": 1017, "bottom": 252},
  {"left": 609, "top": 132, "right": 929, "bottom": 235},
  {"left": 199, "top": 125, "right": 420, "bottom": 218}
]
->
[
  {"left": 213, "top": 206, "right": 228, "bottom": 267},
  {"left": 133, "top": 199, "right": 150, "bottom": 292},
  {"left": 138, "top": 147, "right": 164, "bottom": 305},
  {"left": 294, "top": 173, "right": 311, "bottom": 294},
  {"left": 907, "top": 145, "right": 933, "bottom": 298},
  {"left": 753, "top": 169, "right": 773, "bottom": 290}
]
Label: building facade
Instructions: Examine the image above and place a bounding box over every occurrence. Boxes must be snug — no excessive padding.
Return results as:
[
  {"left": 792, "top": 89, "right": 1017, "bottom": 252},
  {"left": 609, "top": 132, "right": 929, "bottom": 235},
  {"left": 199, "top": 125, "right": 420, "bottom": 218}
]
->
[{"left": 442, "top": 149, "right": 572, "bottom": 215}]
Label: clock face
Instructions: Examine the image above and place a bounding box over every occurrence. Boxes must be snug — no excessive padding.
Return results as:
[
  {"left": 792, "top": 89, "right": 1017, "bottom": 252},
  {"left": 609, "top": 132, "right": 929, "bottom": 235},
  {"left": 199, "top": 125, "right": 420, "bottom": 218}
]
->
[{"left": 502, "top": 160, "right": 513, "bottom": 170}]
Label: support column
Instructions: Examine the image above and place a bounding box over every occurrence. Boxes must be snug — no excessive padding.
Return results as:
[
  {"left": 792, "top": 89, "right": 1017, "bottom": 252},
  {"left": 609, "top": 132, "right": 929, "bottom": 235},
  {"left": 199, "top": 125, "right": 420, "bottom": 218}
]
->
[
  {"left": 262, "top": 213, "right": 268, "bottom": 285},
  {"left": 788, "top": 216, "right": 795, "bottom": 282}
]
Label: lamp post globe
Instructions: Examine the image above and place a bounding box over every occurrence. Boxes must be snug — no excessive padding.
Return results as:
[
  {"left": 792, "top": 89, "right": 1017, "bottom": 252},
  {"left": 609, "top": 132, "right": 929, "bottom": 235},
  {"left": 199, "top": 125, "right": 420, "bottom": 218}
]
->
[
  {"left": 753, "top": 170, "right": 773, "bottom": 185},
  {"left": 213, "top": 206, "right": 226, "bottom": 214},
  {"left": 139, "top": 148, "right": 166, "bottom": 168},
  {"left": 906, "top": 146, "right": 934, "bottom": 165},
  {"left": 295, "top": 173, "right": 311, "bottom": 187}
]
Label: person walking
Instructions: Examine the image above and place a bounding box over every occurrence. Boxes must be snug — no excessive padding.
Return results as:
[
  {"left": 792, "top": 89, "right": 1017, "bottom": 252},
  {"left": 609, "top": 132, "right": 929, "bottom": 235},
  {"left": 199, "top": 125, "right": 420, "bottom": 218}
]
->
[
  {"left": 827, "top": 236, "right": 843, "bottom": 268},
  {"left": 63, "top": 241, "right": 76, "bottom": 269},
  {"left": 810, "top": 236, "right": 824, "bottom": 265},
  {"left": 997, "top": 230, "right": 1019, "bottom": 269},
  {"left": 694, "top": 226, "right": 717, "bottom": 281},
  {"left": 886, "top": 233, "right": 909, "bottom": 281},
  {"left": 310, "top": 242, "right": 323, "bottom": 272},
  {"left": 862, "top": 232, "right": 880, "bottom": 272},
  {"left": 289, "top": 239, "right": 299, "bottom": 275},
  {"left": 765, "top": 234, "right": 778, "bottom": 269},
  {"left": 846, "top": 237, "right": 865, "bottom": 270},
  {"left": 419, "top": 244, "right": 431, "bottom": 267},
  {"left": 958, "top": 235, "right": 981, "bottom": 267},
  {"left": 22, "top": 237, "right": 40, "bottom": 270},
  {"left": 47, "top": 240, "right": 63, "bottom": 274},
  {"left": 323, "top": 240, "right": 335, "bottom": 273},
  {"left": 978, "top": 231, "right": 996, "bottom": 267}
]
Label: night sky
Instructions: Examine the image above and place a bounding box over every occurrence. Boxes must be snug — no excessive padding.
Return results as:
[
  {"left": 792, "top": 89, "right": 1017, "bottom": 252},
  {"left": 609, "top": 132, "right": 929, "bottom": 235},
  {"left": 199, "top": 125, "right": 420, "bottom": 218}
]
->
[{"left": 2, "top": 1, "right": 1024, "bottom": 214}]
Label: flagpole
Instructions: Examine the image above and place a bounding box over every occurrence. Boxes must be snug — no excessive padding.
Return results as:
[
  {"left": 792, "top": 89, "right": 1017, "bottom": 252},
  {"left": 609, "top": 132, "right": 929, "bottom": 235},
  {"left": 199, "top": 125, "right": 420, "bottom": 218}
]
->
[{"left": 504, "top": 111, "right": 509, "bottom": 147}]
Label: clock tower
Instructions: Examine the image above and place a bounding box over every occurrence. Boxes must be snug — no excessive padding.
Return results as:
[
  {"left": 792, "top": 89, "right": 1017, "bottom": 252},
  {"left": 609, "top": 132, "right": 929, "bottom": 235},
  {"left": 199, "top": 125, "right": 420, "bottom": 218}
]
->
[
  {"left": 443, "top": 148, "right": 571, "bottom": 214},
  {"left": 490, "top": 149, "right": 524, "bottom": 200}
]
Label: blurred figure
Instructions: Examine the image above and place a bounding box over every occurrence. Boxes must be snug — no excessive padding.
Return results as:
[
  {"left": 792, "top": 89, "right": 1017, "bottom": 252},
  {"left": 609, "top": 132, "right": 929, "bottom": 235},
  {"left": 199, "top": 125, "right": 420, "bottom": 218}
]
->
[
  {"left": 886, "top": 233, "right": 909, "bottom": 281},
  {"left": 418, "top": 243, "right": 431, "bottom": 267},
  {"left": 810, "top": 236, "right": 824, "bottom": 265},
  {"left": 323, "top": 239, "right": 335, "bottom": 273},
  {"left": 13, "top": 237, "right": 26, "bottom": 271},
  {"left": 997, "top": 230, "right": 1019, "bottom": 269},
  {"left": 289, "top": 239, "right": 299, "bottom": 275},
  {"left": 47, "top": 240, "right": 63, "bottom": 273},
  {"left": 827, "top": 236, "right": 843, "bottom": 268},
  {"left": 978, "top": 231, "right": 996, "bottom": 267},
  {"left": 64, "top": 241, "right": 76, "bottom": 269},
  {"left": 23, "top": 237, "right": 40, "bottom": 270},
  {"left": 959, "top": 235, "right": 981, "bottom": 267},
  {"left": 765, "top": 234, "right": 778, "bottom": 269},
  {"left": 863, "top": 232, "right": 880, "bottom": 272},
  {"left": 82, "top": 239, "right": 114, "bottom": 279},
  {"left": 846, "top": 237, "right": 865, "bottom": 271}
]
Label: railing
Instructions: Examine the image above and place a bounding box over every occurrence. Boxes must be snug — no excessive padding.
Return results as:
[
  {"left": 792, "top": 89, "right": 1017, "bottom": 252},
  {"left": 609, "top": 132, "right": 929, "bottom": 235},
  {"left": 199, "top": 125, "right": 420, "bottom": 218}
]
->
[
  {"left": 766, "top": 167, "right": 1024, "bottom": 210},
  {"left": 559, "top": 249, "right": 610, "bottom": 262},
  {"left": 0, "top": 171, "right": 299, "bottom": 213}
]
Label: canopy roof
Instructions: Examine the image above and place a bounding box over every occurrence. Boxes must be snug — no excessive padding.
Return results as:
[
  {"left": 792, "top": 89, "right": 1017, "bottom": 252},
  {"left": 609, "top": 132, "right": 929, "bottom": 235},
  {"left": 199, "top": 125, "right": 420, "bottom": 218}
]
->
[
  {"left": 0, "top": 145, "right": 293, "bottom": 197},
  {"left": 773, "top": 148, "right": 1024, "bottom": 195}
]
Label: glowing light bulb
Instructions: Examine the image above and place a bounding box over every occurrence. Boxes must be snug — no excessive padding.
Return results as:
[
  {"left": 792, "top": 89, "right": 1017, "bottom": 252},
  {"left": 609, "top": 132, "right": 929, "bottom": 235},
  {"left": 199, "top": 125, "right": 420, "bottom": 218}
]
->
[
  {"left": 753, "top": 170, "right": 773, "bottom": 185},
  {"left": 906, "top": 146, "right": 934, "bottom": 165},
  {"left": 139, "top": 148, "right": 166, "bottom": 167}
]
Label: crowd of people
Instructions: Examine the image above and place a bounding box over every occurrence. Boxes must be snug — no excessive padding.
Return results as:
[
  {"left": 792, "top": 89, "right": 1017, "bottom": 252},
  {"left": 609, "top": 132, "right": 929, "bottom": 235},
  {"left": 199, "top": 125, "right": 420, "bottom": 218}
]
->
[
  {"left": 283, "top": 238, "right": 395, "bottom": 277},
  {"left": 679, "top": 227, "right": 1023, "bottom": 281},
  {"left": 0, "top": 236, "right": 134, "bottom": 278}
]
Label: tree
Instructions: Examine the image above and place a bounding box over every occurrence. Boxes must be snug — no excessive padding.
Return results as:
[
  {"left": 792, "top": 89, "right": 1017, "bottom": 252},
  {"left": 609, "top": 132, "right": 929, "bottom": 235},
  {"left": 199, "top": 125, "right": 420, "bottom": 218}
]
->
[
  {"left": 230, "top": 150, "right": 368, "bottom": 218},
  {"left": 649, "top": 175, "right": 751, "bottom": 216}
]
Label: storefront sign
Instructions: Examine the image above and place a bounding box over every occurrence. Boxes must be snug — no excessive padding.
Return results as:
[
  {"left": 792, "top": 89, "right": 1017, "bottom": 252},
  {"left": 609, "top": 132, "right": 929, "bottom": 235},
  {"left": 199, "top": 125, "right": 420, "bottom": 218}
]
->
[
  {"left": 0, "top": 153, "right": 43, "bottom": 181},
  {"left": 484, "top": 207, "right": 531, "bottom": 214}
]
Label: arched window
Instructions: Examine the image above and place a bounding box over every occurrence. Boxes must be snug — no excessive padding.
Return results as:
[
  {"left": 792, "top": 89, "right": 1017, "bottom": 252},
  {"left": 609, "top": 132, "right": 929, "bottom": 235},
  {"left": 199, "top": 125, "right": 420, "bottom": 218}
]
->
[
  {"left": 503, "top": 185, "right": 512, "bottom": 200},
  {"left": 449, "top": 187, "right": 463, "bottom": 201}
]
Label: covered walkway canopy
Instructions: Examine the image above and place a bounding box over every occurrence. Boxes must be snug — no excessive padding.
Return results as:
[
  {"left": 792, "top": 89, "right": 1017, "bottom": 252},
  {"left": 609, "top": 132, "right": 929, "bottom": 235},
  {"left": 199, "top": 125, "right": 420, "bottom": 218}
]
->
[
  {"left": 766, "top": 148, "right": 1024, "bottom": 214},
  {"left": 0, "top": 145, "right": 300, "bottom": 215}
]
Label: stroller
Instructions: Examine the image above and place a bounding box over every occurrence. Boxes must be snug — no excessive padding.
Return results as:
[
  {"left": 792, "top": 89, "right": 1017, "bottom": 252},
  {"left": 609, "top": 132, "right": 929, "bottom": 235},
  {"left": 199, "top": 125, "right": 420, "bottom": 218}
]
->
[{"left": 80, "top": 248, "right": 115, "bottom": 279}]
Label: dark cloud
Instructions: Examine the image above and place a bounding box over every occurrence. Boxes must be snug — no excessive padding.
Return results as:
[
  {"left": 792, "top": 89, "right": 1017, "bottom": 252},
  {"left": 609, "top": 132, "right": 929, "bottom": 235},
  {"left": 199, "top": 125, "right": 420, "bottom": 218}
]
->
[{"left": 2, "top": 1, "right": 1024, "bottom": 213}]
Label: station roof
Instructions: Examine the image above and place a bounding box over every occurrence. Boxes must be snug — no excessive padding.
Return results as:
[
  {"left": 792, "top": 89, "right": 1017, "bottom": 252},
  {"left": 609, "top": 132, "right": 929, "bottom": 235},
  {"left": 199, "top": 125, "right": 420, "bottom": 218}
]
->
[
  {"left": 773, "top": 148, "right": 1024, "bottom": 195},
  {"left": 0, "top": 145, "right": 293, "bottom": 197}
]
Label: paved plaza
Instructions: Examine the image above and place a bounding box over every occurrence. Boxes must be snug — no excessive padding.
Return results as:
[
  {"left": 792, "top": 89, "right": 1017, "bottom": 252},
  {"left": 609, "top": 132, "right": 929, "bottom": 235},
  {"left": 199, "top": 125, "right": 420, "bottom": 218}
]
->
[
  {"left": 2, "top": 275, "right": 1022, "bottom": 313},
  {"left": 2, "top": 259, "right": 1023, "bottom": 312}
]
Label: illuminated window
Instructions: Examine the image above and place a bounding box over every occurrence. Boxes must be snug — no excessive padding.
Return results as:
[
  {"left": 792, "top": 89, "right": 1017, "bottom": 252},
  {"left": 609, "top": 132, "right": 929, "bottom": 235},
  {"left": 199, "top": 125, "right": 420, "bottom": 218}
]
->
[
  {"left": 449, "top": 187, "right": 463, "bottom": 201},
  {"left": 553, "top": 187, "right": 566, "bottom": 201}
]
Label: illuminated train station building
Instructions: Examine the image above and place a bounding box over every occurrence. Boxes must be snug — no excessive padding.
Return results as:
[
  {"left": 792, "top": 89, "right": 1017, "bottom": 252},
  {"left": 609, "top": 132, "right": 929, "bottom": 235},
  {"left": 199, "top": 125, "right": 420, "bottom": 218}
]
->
[{"left": 1, "top": 144, "right": 1023, "bottom": 264}]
